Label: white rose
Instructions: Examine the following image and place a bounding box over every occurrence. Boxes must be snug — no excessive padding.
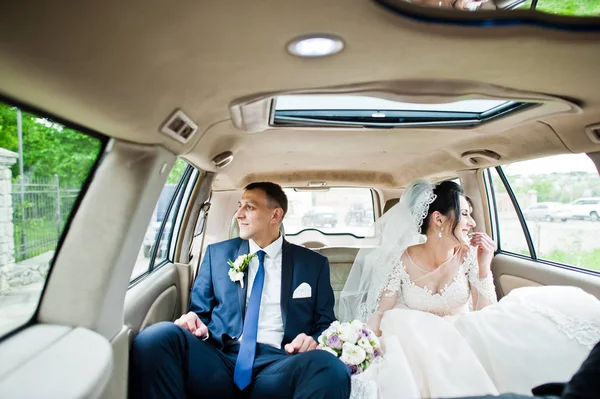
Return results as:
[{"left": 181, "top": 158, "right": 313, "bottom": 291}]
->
[
  {"left": 228, "top": 269, "right": 236, "bottom": 280},
  {"left": 351, "top": 319, "right": 364, "bottom": 330},
  {"left": 340, "top": 342, "right": 366, "bottom": 366},
  {"left": 338, "top": 322, "right": 359, "bottom": 344},
  {"left": 235, "top": 272, "right": 244, "bottom": 281},
  {"left": 318, "top": 333, "right": 327, "bottom": 346},
  {"left": 234, "top": 256, "right": 245, "bottom": 269},
  {"left": 318, "top": 346, "right": 339, "bottom": 358},
  {"left": 331, "top": 320, "right": 341, "bottom": 329},
  {"left": 370, "top": 335, "right": 381, "bottom": 349},
  {"left": 357, "top": 337, "right": 374, "bottom": 354}
]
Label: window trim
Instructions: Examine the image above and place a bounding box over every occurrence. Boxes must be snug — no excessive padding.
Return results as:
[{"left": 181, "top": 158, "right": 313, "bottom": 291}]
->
[
  {"left": 164, "top": 168, "right": 199, "bottom": 265},
  {"left": 150, "top": 166, "right": 193, "bottom": 269},
  {"left": 483, "top": 169, "right": 499, "bottom": 244},
  {"left": 272, "top": 102, "right": 536, "bottom": 129},
  {"left": 495, "top": 166, "right": 538, "bottom": 259}
]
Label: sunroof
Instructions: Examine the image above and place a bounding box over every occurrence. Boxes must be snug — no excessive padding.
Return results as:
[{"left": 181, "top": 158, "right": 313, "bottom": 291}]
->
[{"left": 272, "top": 95, "right": 537, "bottom": 128}]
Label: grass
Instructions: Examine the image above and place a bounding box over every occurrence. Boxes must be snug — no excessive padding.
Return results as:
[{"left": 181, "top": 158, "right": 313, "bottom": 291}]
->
[
  {"left": 540, "top": 249, "right": 600, "bottom": 272},
  {"left": 511, "top": 248, "right": 600, "bottom": 273},
  {"left": 520, "top": 0, "right": 600, "bottom": 16}
]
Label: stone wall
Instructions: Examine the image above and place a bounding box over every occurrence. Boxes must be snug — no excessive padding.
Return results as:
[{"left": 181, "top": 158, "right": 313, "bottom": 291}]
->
[{"left": 0, "top": 148, "right": 17, "bottom": 293}]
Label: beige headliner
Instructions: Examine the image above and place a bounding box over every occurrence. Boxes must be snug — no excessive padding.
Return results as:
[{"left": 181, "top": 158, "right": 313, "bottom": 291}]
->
[{"left": 1, "top": 1, "right": 599, "bottom": 189}]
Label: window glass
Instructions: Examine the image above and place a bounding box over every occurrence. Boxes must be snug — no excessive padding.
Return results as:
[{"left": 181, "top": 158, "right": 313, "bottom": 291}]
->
[
  {"left": 488, "top": 167, "right": 532, "bottom": 257},
  {"left": 273, "top": 94, "right": 536, "bottom": 129},
  {"left": 0, "top": 103, "right": 105, "bottom": 337},
  {"left": 499, "top": 154, "right": 600, "bottom": 272},
  {"left": 158, "top": 167, "right": 198, "bottom": 266},
  {"left": 284, "top": 188, "right": 375, "bottom": 237},
  {"left": 131, "top": 159, "right": 188, "bottom": 281}
]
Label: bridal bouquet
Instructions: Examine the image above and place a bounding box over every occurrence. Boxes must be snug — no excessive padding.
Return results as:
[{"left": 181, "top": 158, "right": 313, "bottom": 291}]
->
[{"left": 317, "top": 320, "right": 382, "bottom": 375}]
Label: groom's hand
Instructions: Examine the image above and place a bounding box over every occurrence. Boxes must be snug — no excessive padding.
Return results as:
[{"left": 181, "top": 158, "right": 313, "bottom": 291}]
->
[
  {"left": 284, "top": 333, "right": 318, "bottom": 354},
  {"left": 174, "top": 311, "right": 209, "bottom": 339}
]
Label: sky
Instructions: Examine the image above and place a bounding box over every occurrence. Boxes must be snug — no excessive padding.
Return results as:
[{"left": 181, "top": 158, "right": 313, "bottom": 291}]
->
[{"left": 504, "top": 154, "right": 598, "bottom": 176}]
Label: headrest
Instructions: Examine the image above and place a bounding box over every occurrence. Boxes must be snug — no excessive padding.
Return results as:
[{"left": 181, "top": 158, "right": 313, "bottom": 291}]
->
[
  {"left": 383, "top": 198, "right": 399, "bottom": 214},
  {"left": 229, "top": 213, "right": 285, "bottom": 239}
]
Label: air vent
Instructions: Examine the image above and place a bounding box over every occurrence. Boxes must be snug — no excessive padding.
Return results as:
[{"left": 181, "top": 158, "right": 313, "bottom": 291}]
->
[
  {"left": 160, "top": 109, "right": 198, "bottom": 144},
  {"left": 584, "top": 124, "right": 600, "bottom": 144}
]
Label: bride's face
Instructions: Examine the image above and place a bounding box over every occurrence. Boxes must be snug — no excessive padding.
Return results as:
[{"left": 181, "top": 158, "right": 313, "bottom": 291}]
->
[{"left": 453, "top": 196, "right": 476, "bottom": 245}]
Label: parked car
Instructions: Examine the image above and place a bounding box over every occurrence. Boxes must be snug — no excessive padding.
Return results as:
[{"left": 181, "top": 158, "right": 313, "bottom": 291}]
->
[
  {"left": 523, "top": 202, "right": 568, "bottom": 222},
  {"left": 301, "top": 206, "right": 338, "bottom": 228},
  {"left": 345, "top": 202, "right": 375, "bottom": 226},
  {"left": 567, "top": 197, "right": 600, "bottom": 221}
]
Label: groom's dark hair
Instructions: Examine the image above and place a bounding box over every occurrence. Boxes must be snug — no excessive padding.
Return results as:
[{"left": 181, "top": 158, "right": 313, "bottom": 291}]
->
[{"left": 244, "top": 182, "right": 288, "bottom": 217}]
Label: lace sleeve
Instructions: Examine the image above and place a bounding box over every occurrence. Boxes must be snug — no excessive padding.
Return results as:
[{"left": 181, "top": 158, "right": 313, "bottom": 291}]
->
[
  {"left": 367, "top": 257, "right": 403, "bottom": 335},
  {"left": 466, "top": 247, "right": 497, "bottom": 310},
  {"left": 382, "top": 256, "right": 403, "bottom": 297}
]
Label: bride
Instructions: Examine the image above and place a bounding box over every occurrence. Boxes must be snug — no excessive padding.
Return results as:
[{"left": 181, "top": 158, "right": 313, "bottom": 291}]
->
[{"left": 339, "top": 179, "right": 600, "bottom": 399}]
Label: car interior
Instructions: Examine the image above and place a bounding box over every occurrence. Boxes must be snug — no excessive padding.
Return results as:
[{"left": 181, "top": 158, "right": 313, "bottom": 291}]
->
[{"left": 0, "top": 1, "right": 600, "bottom": 397}]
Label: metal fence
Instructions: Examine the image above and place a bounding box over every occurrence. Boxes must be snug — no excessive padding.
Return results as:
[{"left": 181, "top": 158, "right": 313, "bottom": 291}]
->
[{"left": 11, "top": 175, "right": 79, "bottom": 262}]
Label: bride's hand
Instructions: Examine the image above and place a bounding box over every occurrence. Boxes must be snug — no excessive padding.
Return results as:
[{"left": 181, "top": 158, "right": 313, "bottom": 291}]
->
[{"left": 470, "top": 232, "right": 496, "bottom": 277}]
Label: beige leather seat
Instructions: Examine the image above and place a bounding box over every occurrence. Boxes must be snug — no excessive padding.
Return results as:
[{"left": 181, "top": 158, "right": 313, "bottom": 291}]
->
[
  {"left": 313, "top": 247, "right": 360, "bottom": 319},
  {"left": 383, "top": 198, "right": 399, "bottom": 214}
]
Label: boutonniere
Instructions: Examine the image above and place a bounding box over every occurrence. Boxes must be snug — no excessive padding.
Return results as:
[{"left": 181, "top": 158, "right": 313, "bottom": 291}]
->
[{"left": 227, "top": 253, "right": 257, "bottom": 288}]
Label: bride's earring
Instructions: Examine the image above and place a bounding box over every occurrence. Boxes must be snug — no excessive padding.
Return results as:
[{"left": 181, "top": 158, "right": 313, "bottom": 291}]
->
[{"left": 438, "top": 227, "right": 443, "bottom": 238}]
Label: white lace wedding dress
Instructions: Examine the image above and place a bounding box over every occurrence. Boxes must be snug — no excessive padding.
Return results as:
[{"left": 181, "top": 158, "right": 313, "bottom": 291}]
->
[{"left": 350, "top": 247, "right": 600, "bottom": 399}]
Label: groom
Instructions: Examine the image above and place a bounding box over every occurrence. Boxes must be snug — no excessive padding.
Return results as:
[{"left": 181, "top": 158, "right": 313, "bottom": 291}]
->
[{"left": 130, "top": 182, "right": 351, "bottom": 399}]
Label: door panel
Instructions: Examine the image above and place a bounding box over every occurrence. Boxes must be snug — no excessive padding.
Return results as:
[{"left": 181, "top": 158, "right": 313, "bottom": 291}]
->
[
  {"left": 492, "top": 254, "right": 600, "bottom": 300},
  {"left": 124, "top": 263, "right": 186, "bottom": 336},
  {"left": 103, "top": 326, "right": 131, "bottom": 399}
]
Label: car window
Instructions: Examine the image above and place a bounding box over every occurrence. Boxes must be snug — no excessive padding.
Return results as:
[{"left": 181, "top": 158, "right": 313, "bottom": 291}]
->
[
  {"left": 488, "top": 154, "right": 600, "bottom": 273},
  {"left": 130, "top": 159, "right": 197, "bottom": 282},
  {"left": 0, "top": 102, "right": 106, "bottom": 338},
  {"left": 486, "top": 168, "right": 532, "bottom": 257},
  {"left": 283, "top": 188, "right": 375, "bottom": 237}
]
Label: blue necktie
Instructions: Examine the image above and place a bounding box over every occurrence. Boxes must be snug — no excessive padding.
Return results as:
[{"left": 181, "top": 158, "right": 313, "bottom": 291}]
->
[{"left": 233, "top": 250, "right": 265, "bottom": 390}]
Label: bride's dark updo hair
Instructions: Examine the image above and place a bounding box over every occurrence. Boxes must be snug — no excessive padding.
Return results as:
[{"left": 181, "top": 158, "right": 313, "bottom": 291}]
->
[{"left": 420, "top": 180, "right": 466, "bottom": 241}]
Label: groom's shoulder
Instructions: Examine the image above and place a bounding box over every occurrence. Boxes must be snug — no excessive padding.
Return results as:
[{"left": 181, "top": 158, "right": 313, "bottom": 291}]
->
[{"left": 207, "top": 237, "right": 244, "bottom": 251}]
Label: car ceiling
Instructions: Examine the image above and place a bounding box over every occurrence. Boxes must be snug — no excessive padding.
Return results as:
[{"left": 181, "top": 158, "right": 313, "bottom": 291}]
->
[{"left": 1, "top": 0, "right": 599, "bottom": 189}]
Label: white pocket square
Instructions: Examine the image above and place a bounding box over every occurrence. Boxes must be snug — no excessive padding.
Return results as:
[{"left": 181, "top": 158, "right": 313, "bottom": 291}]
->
[{"left": 292, "top": 282, "right": 312, "bottom": 299}]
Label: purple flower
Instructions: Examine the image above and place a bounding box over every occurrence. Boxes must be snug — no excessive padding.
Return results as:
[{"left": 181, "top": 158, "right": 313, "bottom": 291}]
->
[
  {"left": 373, "top": 349, "right": 382, "bottom": 358},
  {"left": 327, "top": 334, "right": 343, "bottom": 350},
  {"left": 359, "top": 328, "right": 371, "bottom": 338},
  {"left": 348, "top": 364, "right": 359, "bottom": 375}
]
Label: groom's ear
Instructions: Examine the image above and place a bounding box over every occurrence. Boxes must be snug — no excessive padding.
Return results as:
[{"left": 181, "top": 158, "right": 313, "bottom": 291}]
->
[{"left": 271, "top": 207, "right": 284, "bottom": 224}]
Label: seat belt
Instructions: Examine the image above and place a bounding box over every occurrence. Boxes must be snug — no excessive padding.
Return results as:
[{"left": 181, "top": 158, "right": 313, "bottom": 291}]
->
[{"left": 190, "top": 201, "right": 211, "bottom": 282}]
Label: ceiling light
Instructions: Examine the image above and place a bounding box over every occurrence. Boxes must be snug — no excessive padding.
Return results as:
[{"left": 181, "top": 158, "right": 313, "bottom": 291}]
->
[{"left": 287, "top": 35, "right": 344, "bottom": 58}]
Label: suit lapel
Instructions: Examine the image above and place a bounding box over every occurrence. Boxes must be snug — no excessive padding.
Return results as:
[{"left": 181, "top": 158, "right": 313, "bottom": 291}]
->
[
  {"left": 280, "top": 239, "right": 293, "bottom": 329},
  {"left": 237, "top": 240, "right": 250, "bottom": 320}
]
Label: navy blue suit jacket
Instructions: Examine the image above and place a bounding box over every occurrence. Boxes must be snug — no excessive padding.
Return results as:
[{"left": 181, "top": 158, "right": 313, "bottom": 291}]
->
[{"left": 189, "top": 237, "right": 336, "bottom": 349}]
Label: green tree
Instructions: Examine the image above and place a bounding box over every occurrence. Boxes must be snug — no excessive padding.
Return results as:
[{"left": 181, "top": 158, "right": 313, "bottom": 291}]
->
[{"left": 0, "top": 102, "right": 102, "bottom": 186}]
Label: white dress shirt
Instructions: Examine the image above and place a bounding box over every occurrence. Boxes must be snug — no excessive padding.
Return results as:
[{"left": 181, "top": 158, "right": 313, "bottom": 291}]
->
[{"left": 241, "top": 235, "right": 284, "bottom": 348}]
